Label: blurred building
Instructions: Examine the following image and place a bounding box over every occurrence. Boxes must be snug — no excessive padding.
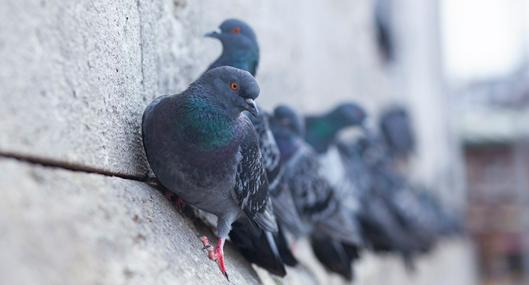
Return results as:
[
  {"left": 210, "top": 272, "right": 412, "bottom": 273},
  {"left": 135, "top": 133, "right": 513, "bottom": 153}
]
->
[
  {"left": 455, "top": 76, "right": 529, "bottom": 285},
  {"left": 443, "top": 1, "right": 529, "bottom": 284}
]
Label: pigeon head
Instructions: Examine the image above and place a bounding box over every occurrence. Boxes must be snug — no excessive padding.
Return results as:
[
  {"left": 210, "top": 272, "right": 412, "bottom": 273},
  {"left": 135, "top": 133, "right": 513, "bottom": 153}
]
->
[
  {"left": 328, "top": 102, "right": 367, "bottom": 128},
  {"left": 196, "top": 66, "right": 260, "bottom": 117},
  {"left": 272, "top": 105, "right": 305, "bottom": 137},
  {"left": 206, "top": 19, "right": 260, "bottom": 75},
  {"left": 270, "top": 105, "right": 304, "bottom": 163},
  {"left": 206, "top": 18, "right": 258, "bottom": 49},
  {"left": 305, "top": 102, "right": 367, "bottom": 153}
]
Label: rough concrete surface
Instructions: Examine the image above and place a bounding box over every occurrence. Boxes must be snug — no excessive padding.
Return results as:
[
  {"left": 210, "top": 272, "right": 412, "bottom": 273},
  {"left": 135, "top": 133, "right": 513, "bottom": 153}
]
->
[
  {"left": 0, "top": 158, "right": 260, "bottom": 285},
  {"left": 0, "top": 157, "right": 478, "bottom": 285},
  {"left": 0, "top": 0, "right": 390, "bottom": 177}
]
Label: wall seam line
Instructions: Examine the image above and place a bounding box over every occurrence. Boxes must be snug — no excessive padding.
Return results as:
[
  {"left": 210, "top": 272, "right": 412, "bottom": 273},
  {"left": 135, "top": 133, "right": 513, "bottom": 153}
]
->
[{"left": 0, "top": 151, "right": 152, "bottom": 183}]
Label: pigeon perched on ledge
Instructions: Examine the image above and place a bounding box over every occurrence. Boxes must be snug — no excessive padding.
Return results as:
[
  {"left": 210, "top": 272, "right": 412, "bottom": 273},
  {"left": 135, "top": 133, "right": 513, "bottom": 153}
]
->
[
  {"left": 270, "top": 105, "right": 362, "bottom": 246},
  {"left": 142, "top": 66, "right": 277, "bottom": 280},
  {"left": 205, "top": 18, "right": 295, "bottom": 275}
]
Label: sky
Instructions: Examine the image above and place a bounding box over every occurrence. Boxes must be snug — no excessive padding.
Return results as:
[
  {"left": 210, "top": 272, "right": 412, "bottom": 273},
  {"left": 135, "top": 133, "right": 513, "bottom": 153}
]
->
[{"left": 440, "top": 0, "right": 528, "bottom": 82}]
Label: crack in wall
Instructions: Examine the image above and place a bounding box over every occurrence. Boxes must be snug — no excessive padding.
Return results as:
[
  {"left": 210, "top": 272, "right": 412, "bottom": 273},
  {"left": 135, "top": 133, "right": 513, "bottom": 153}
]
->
[
  {"left": 0, "top": 151, "right": 152, "bottom": 183},
  {"left": 0, "top": 150, "right": 217, "bottom": 237}
]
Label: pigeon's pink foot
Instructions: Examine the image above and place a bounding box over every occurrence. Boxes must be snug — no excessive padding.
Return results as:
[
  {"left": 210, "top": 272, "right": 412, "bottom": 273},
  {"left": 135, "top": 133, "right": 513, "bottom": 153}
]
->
[
  {"left": 199, "top": 236, "right": 229, "bottom": 281},
  {"left": 214, "top": 239, "right": 229, "bottom": 281},
  {"left": 200, "top": 236, "right": 215, "bottom": 259}
]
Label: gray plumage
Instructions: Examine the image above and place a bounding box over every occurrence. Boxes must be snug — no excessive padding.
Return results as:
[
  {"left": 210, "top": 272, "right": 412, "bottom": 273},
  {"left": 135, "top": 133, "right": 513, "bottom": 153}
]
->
[
  {"left": 142, "top": 66, "right": 277, "bottom": 241},
  {"left": 250, "top": 111, "right": 284, "bottom": 191},
  {"left": 271, "top": 180, "right": 308, "bottom": 238},
  {"left": 270, "top": 105, "right": 362, "bottom": 245}
]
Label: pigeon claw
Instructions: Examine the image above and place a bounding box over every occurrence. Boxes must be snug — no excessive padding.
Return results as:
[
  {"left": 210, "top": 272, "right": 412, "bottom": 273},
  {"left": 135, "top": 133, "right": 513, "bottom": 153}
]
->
[
  {"left": 214, "top": 244, "right": 228, "bottom": 281},
  {"left": 200, "top": 236, "right": 217, "bottom": 261},
  {"left": 200, "top": 236, "right": 213, "bottom": 251},
  {"left": 200, "top": 236, "right": 229, "bottom": 280},
  {"left": 199, "top": 236, "right": 210, "bottom": 246}
]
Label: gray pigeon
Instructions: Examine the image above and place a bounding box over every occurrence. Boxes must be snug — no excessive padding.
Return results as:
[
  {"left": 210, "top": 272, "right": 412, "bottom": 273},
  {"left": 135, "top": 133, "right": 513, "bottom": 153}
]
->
[
  {"left": 306, "top": 103, "right": 368, "bottom": 225},
  {"left": 205, "top": 19, "right": 296, "bottom": 274},
  {"left": 205, "top": 18, "right": 283, "bottom": 191},
  {"left": 206, "top": 18, "right": 259, "bottom": 76},
  {"left": 142, "top": 66, "right": 277, "bottom": 279},
  {"left": 269, "top": 105, "right": 362, "bottom": 246}
]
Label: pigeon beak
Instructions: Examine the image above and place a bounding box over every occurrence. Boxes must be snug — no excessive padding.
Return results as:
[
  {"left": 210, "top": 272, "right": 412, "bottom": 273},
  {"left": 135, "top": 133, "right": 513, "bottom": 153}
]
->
[
  {"left": 244, "top": 98, "right": 259, "bottom": 117},
  {"left": 204, "top": 30, "right": 221, "bottom": 39}
]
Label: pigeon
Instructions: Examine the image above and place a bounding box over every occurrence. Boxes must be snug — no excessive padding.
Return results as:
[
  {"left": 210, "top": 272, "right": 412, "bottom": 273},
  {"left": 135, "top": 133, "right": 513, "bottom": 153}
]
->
[
  {"left": 301, "top": 104, "right": 368, "bottom": 276},
  {"left": 205, "top": 19, "right": 296, "bottom": 274},
  {"left": 206, "top": 19, "right": 259, "bottom": 76},
  {"left": 315, "top": 135, "right": 414, "bottom": 270},
  {"left": 270, "top": 106, "right": 364, "bottom": 279},
  {"left": 379, "top": 105, "right": 415, "bottom": 159},
  {"left": 359, "top": 136, "right": 440, "bottom": 252},
  {"left": 142, "top": 66, "right": 277, "bottom": 280},
  {"left": 304, "top": 102, "right": 367, "bottom": 154},
  {"left": 354, "top": 135, "right": 429, "bottom": 270},
  {"left": 269, "top": 105, "right": 362, "bottom": 246},
  {"left": 304, "top": 102, "right": 368, "bottom": 213}
]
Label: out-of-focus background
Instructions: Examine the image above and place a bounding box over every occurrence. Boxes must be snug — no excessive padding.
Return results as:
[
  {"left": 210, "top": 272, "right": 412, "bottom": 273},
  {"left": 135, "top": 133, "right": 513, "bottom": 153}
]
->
[
  {"left": 448, "top": 1, "right": 529, "bottom": 285},
  {"left": 0, "top": 0, "right": 528, "bottom": 284}
]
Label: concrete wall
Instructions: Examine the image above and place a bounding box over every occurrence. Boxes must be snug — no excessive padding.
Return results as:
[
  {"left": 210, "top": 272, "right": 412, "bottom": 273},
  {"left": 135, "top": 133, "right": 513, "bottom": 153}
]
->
[{"left": 0, "top": 0, "right": 475, "bottom": 284}]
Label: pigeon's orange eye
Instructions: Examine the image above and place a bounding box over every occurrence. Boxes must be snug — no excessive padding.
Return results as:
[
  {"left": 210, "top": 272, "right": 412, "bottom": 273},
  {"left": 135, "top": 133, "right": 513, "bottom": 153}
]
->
[
  {"left": 230, "top": 82, "right": 239, "bottom": 90},
  {"left": 232, "top": 27, "right": 241, "bottom": 34}
]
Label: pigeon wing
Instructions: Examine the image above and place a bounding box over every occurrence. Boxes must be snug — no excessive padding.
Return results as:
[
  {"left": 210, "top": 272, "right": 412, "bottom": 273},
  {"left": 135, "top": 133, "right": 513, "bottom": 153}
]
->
[
  {"left": 247, "top": 111, "right": 283, "bottom": 191},
  {"left": 233, "top": 119, "right": 278, "bottom": 233}
]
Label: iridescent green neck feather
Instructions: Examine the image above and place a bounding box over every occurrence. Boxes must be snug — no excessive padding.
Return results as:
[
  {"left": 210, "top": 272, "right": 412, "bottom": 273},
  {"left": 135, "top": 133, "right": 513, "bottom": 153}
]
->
[
  {"left": 305, "top": 117, "right": 340, "bottom": 153},
  {"left": 180, "top": 96, "right": 238, "bottom": 151}
]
